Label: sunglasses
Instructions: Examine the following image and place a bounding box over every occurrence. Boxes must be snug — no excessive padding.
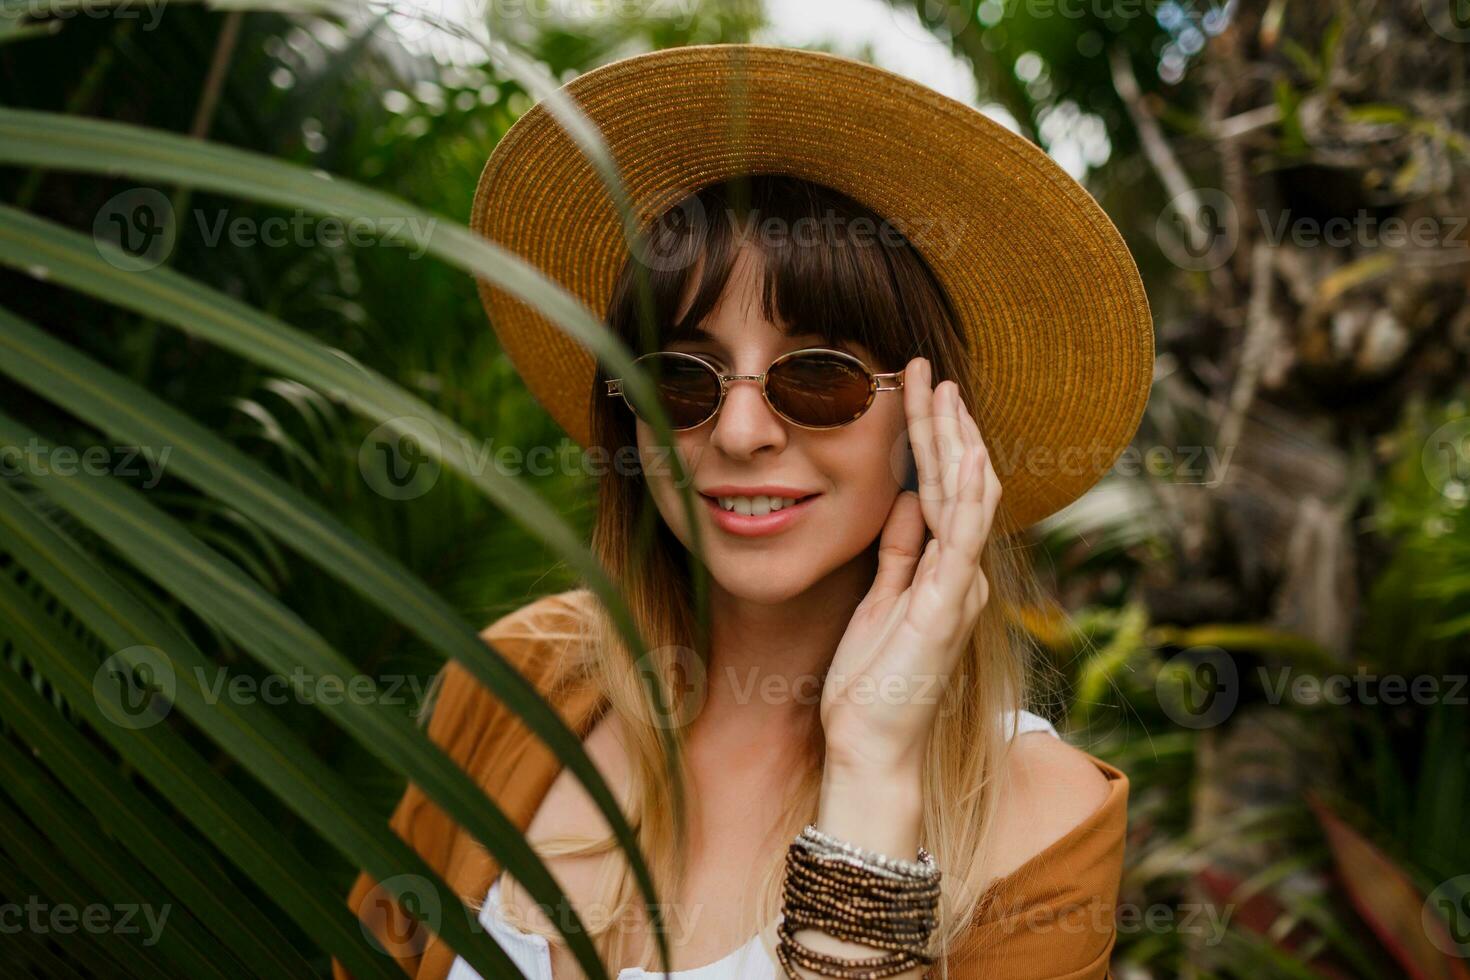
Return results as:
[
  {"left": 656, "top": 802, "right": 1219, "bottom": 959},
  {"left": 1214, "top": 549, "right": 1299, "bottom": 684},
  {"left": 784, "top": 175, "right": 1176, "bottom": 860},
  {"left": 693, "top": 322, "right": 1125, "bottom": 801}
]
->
[{"left": 605, "top": 347, "right": 904, "bottom": 431}]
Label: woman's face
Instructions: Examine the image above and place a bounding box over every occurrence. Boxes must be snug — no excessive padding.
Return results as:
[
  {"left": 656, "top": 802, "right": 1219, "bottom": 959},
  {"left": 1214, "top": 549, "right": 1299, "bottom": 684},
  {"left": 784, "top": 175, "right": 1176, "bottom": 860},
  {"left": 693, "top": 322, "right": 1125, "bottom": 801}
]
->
[{"left": 635, "top": 242, "right": 910, "bottom": 605}]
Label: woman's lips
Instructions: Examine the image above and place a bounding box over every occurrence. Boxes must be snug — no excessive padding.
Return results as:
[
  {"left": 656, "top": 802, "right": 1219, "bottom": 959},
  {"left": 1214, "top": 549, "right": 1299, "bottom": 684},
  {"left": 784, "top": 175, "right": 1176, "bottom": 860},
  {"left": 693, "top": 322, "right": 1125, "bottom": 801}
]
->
[{"left": 700, "top": 493, "right": 820, "bottom": 537}]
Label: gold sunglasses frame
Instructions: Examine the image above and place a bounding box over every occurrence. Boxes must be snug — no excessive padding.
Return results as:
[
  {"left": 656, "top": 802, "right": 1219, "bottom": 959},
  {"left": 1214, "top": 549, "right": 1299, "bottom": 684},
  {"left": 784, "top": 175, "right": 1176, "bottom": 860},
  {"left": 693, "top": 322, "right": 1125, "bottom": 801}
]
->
[{"left": 604, "top": 346, "right": 905, "bottom": 431}]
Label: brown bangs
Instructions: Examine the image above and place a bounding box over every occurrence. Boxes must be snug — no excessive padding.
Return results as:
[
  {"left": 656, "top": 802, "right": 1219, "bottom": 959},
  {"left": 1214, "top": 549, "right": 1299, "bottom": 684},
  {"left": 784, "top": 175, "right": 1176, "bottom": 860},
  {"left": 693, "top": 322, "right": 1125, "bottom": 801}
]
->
[{"left": 605, "top": 173, "right": 966, "bottom": 375}]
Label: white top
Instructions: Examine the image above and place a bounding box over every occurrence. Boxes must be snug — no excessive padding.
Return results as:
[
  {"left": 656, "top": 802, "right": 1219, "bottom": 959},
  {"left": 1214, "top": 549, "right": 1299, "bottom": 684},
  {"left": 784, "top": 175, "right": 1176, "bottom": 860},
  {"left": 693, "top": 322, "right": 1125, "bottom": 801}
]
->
[{"left": 446, "top": 710, "right": 1060, "bottom": 980}]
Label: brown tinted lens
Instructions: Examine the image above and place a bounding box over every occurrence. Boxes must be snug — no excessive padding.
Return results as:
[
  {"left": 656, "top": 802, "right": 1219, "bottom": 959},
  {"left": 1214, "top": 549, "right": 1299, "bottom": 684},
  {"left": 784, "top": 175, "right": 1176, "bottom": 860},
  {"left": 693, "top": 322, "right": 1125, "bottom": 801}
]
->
[
  {"left": 637, "top": 353, "right": 721, "bottom": 428},
  {"left": 766, "top": 351, "right": 875, "bottom": 427}
]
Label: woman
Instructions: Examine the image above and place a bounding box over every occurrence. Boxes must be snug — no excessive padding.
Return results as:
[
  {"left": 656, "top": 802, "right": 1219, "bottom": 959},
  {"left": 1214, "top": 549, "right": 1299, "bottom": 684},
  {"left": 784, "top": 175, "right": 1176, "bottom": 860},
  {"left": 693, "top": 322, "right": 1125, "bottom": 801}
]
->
[{"left": 343, "top": 43, "right": 1152, "bottom": 980}]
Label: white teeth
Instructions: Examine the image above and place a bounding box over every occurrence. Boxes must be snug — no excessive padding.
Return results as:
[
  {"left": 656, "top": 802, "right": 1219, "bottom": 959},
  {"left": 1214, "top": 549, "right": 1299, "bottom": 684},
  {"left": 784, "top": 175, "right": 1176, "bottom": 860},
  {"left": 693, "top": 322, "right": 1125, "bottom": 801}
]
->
[{"left": 717, "top": 494, "right": 800, "bottom": 514}]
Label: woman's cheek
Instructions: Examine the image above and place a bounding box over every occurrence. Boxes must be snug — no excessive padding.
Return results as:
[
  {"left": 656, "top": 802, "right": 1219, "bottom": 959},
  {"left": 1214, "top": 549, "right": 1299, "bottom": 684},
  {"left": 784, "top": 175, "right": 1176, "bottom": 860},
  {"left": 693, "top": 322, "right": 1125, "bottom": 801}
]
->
[{"left": 637, "top": 434, "right": 701, "bottom": 543}]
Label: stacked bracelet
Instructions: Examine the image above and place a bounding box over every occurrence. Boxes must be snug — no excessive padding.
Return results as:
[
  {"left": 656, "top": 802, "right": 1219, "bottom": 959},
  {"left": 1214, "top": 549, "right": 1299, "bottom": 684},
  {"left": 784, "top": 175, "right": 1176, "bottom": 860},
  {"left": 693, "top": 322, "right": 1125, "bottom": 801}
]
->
[{"left": 776, "top": 824, "right": 941, "bottom": 979}]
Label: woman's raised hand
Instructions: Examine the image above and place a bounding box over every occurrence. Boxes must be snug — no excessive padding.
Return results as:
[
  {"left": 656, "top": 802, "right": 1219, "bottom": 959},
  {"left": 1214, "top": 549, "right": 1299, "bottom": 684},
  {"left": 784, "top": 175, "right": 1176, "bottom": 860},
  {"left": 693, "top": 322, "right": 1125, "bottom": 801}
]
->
[{"left": 820, "top": 356, "right": 1004, "bottom": 778}]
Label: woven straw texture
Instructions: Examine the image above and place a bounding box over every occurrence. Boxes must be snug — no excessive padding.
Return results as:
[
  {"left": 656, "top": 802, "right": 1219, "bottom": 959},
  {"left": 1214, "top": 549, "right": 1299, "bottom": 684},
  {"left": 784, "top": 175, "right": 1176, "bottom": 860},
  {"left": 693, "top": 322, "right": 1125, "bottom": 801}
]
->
[{"left": 469, "top": 42, "right": 1154, "bottom": 532}]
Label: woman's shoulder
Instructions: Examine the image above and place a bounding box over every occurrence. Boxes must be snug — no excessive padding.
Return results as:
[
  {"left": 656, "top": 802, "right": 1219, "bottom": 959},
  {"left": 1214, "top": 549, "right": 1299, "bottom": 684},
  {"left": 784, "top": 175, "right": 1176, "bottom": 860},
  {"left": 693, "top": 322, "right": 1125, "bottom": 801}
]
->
[
  {"left": 946, "top": 736, "right": 1128, "bottom": 976},
  {"left": 984, "top": 731, "right": 1120, "bottom": 883}
]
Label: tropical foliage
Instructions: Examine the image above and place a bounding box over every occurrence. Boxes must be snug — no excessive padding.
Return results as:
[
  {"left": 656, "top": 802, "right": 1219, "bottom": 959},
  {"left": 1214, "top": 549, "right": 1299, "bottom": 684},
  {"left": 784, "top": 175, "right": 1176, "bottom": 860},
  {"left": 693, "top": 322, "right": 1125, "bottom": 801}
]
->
[{"left": 1, "top": 0, "right": 1467, "bottom": 977}]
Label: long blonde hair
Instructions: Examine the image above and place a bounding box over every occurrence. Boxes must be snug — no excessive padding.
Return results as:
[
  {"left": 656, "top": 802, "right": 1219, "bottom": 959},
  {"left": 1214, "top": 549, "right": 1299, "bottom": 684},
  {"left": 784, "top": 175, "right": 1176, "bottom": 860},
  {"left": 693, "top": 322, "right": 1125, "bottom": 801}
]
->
[{"left": 508, "top": 173, "right": 1054, "bottom": 976}]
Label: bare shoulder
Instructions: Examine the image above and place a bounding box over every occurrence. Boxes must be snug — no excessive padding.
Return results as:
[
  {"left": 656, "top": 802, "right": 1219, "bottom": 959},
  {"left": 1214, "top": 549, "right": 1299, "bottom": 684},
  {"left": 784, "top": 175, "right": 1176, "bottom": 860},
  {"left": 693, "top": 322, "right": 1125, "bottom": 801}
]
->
[{"left": 980, "top": 732, "right": 1113, "bottom": 883}]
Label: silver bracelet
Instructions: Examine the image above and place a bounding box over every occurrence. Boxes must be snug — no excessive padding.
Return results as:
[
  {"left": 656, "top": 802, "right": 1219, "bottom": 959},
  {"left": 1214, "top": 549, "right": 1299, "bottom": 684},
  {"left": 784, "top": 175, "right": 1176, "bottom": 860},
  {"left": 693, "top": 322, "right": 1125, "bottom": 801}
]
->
[{"left": 796, "top": 823, "right": 938, "bottom": 881}]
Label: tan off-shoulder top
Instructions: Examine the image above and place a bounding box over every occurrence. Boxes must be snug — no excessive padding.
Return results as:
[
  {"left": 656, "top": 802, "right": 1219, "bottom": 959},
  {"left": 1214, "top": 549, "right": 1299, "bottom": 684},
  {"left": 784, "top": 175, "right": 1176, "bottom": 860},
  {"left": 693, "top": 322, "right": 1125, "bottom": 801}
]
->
[{"left": 337, "top": 590, "right": 1129, "bottom": 980}]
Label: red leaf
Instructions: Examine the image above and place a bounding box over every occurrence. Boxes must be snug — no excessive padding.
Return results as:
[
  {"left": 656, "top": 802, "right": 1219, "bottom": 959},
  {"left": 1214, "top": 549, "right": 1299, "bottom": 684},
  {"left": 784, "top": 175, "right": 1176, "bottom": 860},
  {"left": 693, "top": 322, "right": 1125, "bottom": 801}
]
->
[{"left": 1309, "top": 795, "right": 1470, "bottom": 980}]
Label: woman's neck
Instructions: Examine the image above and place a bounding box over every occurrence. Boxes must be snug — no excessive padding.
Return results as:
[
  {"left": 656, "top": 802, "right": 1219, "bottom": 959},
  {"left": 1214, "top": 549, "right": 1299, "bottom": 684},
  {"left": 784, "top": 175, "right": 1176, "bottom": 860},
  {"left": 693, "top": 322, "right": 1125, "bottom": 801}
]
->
[{"left": 694, "top": 544, "right": 877, "bottom": 734}]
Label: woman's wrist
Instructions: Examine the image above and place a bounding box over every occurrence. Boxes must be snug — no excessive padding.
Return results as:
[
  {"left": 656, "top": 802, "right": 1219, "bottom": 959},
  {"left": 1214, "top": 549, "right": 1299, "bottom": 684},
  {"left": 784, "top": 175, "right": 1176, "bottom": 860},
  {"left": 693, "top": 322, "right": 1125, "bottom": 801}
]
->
[{"left": 815, "top": 757, "right": 923, "bottom": 863}]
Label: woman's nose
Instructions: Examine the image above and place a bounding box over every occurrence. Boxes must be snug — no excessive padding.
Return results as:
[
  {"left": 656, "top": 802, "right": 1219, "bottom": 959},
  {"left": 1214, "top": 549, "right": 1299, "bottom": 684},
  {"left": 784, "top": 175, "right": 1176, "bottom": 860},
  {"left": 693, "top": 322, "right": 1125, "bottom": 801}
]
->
[{"left": 708, "top": 377, "right": 788, "bottom": 458}]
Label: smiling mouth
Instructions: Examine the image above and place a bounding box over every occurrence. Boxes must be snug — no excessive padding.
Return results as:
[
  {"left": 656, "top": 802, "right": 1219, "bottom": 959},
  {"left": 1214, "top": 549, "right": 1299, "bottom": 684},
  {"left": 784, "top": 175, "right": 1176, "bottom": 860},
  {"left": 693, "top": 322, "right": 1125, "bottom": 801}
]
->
[
  {"left": 699, "top": 492, "right": 821, "bottom": 514},
  {"left": 695, "top": 492, "right": 821, "bottom": 538}
]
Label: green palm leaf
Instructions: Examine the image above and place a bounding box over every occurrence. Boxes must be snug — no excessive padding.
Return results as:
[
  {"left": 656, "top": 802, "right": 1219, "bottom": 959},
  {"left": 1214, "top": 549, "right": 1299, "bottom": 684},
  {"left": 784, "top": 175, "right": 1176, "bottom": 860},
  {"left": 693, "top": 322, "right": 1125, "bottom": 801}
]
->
[
  {"left": 0, "top": 407, "right": 611, "bottom": 977},
  {"left": 0, "top": 295, "right": 664, "bottom": 974},
  {"left": 0, "top": 841, "right": 141, "bottom": 978},
  {"left": 0, "top": 483, "right": 523, "bottom": 979},
  {"left": 0, "top": 640, "right": 317, "bottom": 977},
  {"left": 0, "top": 741, "right": 242, "bottom": 980},
  {"left": 0, "top": 197, "right": 679, "bottom": 972}
]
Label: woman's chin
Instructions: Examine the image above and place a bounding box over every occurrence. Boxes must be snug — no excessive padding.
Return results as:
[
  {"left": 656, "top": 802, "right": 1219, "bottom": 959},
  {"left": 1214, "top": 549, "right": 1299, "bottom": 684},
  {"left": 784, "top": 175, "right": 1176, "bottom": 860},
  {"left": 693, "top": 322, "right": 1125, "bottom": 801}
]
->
[{"left": 706, "top": 562, "right": 821, "bottom": 606}]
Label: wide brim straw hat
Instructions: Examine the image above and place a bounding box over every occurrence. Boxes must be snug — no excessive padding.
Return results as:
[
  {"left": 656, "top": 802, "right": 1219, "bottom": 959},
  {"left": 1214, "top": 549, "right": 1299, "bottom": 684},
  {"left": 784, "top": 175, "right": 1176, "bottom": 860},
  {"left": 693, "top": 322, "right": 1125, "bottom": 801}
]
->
[{"left": 470, "top": 42, "right": 1154, "bottom": 534}]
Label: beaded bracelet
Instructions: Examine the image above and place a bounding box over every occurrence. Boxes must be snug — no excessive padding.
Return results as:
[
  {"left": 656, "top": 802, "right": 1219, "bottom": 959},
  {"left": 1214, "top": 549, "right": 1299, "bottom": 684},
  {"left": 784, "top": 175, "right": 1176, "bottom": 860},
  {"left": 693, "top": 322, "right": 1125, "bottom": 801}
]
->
[
  {"left": 775, "top": 824, "right": 941, "bottom": 979},
  {"left": 795, "top": 824, "right": 939, "bottom": 881}
]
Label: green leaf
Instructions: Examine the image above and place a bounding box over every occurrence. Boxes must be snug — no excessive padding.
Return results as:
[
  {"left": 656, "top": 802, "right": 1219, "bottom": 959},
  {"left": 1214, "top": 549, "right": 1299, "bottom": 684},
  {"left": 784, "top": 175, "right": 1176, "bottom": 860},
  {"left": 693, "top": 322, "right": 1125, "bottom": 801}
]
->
[
  {"left": 1281, "top": 38, "right": 1321, "bottom": 84},
  {"left": 0, "top": 411, "right": 612, "bottom": 979},
  {"left": 0, "top": 101, "right": 710, "bottom": 719},
  {"left": 0, "top": 647, "right": 316, "bottom": 977},
  {"left": 1273, "top": 78, "right": 1308, "bottom": 157},
  {"left": 1342, "top": 103, "right": 1412, "bottom": 125},
  {"left": 0, "top": 735, "right": 241, "bottom": 980},
  {"left": 0, "top": 851, "right": 130, "bottom": 979},
  {"left": 0, "top": 796, "right": 149, "bottom": 978},
  {"left": 0, "top": 484, "right": 517, "bottom": 980},
  {"left": 0, "top": 190, "right": 693, "bottom": 875},
  {"left": 0, "top": 303, "right": 662, "bottom": 973}
]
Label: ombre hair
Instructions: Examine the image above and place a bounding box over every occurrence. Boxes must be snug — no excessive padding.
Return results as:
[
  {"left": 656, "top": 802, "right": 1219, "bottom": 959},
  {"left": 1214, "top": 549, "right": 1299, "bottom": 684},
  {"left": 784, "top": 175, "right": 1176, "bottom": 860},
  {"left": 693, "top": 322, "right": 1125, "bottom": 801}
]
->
[{"left": 498, "top": 173, "right": 1054, "bottom": 977}]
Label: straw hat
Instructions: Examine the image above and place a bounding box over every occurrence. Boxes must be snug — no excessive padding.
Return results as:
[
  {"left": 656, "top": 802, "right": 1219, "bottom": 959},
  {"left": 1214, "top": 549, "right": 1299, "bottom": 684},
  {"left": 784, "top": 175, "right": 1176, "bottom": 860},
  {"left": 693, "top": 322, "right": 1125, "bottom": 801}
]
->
[{"left": 469, "top": 42, "right": 1153, "bottom": 533}]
